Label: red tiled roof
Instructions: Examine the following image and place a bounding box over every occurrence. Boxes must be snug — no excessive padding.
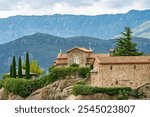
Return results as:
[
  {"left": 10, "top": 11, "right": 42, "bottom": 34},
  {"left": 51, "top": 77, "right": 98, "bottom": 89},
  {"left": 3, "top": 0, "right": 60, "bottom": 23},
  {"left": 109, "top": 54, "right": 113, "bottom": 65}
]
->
[
  {"left": 99, "top": 56, "right": 150, "bottom": 64},
  {"left": 67, "top": 47, "right": 93, "bottom": 53}
]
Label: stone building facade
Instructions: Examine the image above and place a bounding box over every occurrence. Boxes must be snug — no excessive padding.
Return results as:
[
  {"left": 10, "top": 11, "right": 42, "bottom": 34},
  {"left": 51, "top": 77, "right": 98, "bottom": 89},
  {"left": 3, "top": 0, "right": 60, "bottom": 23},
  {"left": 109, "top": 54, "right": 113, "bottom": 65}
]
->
[{"left": 54, "top": 47, "right": 150, "bottom": 89}]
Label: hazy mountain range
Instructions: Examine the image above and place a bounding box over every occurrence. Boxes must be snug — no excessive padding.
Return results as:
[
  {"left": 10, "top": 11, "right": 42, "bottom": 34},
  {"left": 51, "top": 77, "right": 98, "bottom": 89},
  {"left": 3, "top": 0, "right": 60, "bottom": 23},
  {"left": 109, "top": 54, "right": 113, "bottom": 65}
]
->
[
  {"left": 0, "top": 9, "right": 150, "bottom": 44},
  {"left": 1, "top": 33, "right": 150, "bottom": 78}
]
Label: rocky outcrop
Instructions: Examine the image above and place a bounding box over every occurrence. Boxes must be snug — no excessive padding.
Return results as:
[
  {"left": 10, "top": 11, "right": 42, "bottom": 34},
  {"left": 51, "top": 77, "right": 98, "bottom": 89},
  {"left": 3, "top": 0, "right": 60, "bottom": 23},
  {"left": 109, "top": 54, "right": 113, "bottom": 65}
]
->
[
  {"left": 67, "top": 94, "right": 117, "bottom": 100},
  {"left": 137, "top": 83, "right": 150, "bottom": 98},
  {"left": 0, "top": 88, "right": 4, "bottom": 100},
  {"left": 26, "top": 78, "right": 83, "bottom": 100}
]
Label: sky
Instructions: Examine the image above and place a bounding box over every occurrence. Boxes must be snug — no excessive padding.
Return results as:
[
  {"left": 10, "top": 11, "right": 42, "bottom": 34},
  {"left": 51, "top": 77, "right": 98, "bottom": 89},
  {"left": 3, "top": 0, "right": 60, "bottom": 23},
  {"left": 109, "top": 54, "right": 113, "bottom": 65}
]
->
[{"left": 0, "top": 0, "right": 150, "bottom": 18}]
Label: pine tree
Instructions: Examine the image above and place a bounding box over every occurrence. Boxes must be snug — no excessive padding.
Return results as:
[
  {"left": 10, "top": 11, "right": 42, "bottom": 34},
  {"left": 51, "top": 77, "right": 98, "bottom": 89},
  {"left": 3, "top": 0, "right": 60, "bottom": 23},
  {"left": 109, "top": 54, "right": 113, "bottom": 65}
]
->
[
  {"left": 12, "top": 56, "right": 16, "bottom": 78},
  {"left": 10, "top": 64, "right": 12, "bottom": 78},
  {"left": 18, "top": 56, "right": 22, "bottom": 78},
  {"left": 113, "top": 27, "right": 143, "bottom": 56},
  {"left": 25, "top": 52, "right": 30, "bottom": 79}
]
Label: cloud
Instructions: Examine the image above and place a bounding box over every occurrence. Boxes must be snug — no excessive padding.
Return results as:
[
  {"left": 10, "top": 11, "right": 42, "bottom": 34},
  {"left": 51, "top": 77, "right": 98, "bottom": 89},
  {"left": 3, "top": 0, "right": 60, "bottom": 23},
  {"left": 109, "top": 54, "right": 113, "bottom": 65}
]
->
[{"left": 0, "top": 0, "right": 149, "bottom": 18}]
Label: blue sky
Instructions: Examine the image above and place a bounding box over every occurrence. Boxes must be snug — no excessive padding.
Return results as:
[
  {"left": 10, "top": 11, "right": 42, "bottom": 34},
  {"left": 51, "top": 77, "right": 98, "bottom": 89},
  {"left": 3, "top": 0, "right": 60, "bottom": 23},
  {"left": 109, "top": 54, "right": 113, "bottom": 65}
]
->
[{"left": 0, "top": 0, "right": 150, "bottom": 18}]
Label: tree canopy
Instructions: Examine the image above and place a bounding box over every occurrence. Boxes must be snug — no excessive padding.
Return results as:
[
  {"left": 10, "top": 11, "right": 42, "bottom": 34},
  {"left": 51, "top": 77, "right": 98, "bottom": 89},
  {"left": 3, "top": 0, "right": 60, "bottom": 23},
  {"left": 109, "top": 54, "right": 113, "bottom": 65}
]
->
[{"left": 113, "top": 27, "right": 143, "bottom": 56}]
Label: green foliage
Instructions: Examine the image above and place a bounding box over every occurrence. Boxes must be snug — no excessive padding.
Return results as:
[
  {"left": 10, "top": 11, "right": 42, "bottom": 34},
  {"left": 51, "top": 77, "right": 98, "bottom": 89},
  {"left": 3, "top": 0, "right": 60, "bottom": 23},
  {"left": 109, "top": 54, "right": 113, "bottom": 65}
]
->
[
  {"left": 30, "top": 59, "right": 44, "bottom": 75},
  {"left": 12, "top": 56, "right": 16, "bottom": 78},
  {"left": 79, "top": 67, "right": 90, "bottom": 78},
  {"left": 2, "top": 89, "right": 9, "bottom": 100},
  {"left": 50, "top": 67, "right": 90, "bottom": 79},
  {"left": 18, "top": 56, "right": 23, "bottom": 78},
  {"left": 0, "top": 80, "right": 3, "bottom": 89},
  {"left": 70, "top": 63, "right": 79, "bottom": 67},
  {"left": 10, "top": 64, "right": 12, "bottom": 78},
  {"left": 48, "top": 65, "right": 56, "bottom": 73},
  {"left": 128, "top": 90, "right": 144, "bottom": 99},
  {"left": 117, "top": 90, "right": 129, "bottom": 100},
  {"left": 2, "top": 73, "right": 10, "bottom": 80},
  {"left": 3, "top": 78, "right": 36, "bottom": 97},
  {"left": 72, "top": 84, "right": 132, "bottom": 96},
  {"left": 25, "top": 52, "right": 30, "bottom": 79},
  {"left": 113, "top": 27, "right": 144, "bottom": 56},
  {"left": 90, "top": 64, "right": 94, "bottom": 70},
  {"left": 3, "top": 66, "right": 90, "bottom": 97}
]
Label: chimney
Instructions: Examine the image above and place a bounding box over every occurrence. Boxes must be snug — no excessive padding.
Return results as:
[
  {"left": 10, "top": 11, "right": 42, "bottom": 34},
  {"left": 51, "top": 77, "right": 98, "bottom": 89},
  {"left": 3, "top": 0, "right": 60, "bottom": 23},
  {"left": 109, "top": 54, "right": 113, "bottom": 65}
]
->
[{"left": 109, "top": 48, "right": 115, "bottom": 56}]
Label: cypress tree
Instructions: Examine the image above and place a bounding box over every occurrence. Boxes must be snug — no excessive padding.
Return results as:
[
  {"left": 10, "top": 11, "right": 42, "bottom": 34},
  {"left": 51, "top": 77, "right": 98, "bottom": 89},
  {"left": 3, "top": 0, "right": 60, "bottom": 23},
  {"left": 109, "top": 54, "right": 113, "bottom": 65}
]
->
[
  {"left": 113, "top": 27, "right": 143, "bottom": 56},
  {"left": 10, "top": 64, "right": 12, "bottom": 78},
  {"left": 18, "top": 56, "right": 22, "bottom": 78},
  {"left": 12, "top": 56, "right": 16, "bottom": 78},
  {"left": 25, "top": 52, "right": 30, "bottom": 79}
]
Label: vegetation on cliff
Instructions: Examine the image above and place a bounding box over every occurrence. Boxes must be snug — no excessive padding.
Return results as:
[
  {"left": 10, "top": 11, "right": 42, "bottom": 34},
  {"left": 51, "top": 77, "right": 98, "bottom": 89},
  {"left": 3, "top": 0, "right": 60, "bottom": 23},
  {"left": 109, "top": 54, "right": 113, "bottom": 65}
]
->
[
  {"left": 1, "top": 66, "right": 90, "bottom": 98},
  {"left": 72, "top": 84, "right": 143, "bottom": 100}
]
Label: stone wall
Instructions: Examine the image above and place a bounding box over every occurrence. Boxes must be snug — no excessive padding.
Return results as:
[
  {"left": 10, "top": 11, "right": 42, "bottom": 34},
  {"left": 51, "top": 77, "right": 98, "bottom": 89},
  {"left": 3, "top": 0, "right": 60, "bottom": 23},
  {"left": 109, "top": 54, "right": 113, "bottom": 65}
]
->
[{"left": 91, "top": 64, "right": 150, "bottom": 89}]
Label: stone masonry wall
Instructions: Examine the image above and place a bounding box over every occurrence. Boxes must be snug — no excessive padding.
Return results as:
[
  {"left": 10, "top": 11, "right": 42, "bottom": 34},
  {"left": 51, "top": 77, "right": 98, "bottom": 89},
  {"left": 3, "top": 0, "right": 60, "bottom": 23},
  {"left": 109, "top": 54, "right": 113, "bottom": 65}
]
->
[{"left": 91, "top": 64, "right": 150, "bottom": 89}]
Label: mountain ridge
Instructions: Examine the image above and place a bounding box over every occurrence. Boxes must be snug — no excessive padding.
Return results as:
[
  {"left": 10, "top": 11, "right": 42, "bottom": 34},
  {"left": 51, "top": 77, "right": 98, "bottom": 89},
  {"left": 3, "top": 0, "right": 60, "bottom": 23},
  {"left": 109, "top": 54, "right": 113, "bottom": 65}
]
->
[
  {"left": 1, "top": 33, "right": 150, "bottom": 78},
  {"left": 0, "top": 9, "right": 150, "bottom": 44}
]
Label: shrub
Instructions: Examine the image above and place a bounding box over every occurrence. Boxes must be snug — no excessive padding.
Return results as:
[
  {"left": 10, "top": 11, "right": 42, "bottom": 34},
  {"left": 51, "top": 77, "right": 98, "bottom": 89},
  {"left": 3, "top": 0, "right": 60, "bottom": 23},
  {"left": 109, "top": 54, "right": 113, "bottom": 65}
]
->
[
  {"left": 70, "top": 63, "right": 79, "bottom": 67},
  {"left": 3, "top": 67, "right": 91, "bottom": 98},
  {"left": 72, "top": 84, "right": 132, "bottom": 96},
  {"left": 0, "top": 80, "right": 3, "bottom": 89},
  {"left": 128, "top": 90, "right": 144, "bottom": 99},
  {"left": 48, "top": 65, "right": 56, "bottom": 73},
  {"left": 2, "top": 73, "right": 10, "bottom": 80},
  {"left": 3, "top": 78, "right": 36, "bottom": 97},
  {"left": 117, "top": 90, "right": 129, "bottom": 100}
]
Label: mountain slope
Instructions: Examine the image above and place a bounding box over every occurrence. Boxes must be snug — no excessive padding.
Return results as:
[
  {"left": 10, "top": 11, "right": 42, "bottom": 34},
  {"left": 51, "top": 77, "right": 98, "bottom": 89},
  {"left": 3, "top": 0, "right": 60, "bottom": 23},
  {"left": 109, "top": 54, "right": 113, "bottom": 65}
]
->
[
  {"left": 133, "top": 20, "right": 150, "bottom": 39},
  {"left": 1, "top": 33, "right": 150, "bottom": 78},
  {"left": 0, "top": 9, "right": 150, "bottom": 44}
]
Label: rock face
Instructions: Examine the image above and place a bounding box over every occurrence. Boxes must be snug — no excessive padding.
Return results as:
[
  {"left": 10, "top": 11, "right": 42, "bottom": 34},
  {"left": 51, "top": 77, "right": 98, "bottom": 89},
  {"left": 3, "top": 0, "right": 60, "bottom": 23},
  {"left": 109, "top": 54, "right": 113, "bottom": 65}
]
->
[
  {"left": 137, "top": 83, "right": 150, "bottom": 98},
  {"left": 26, "top": 78, "right": 83, "bottom": 100},
  {"left": 67, "top": 94, "right": 117, "bottom": 100},
  {"left": 0, "top": 88, "right": 4, "bottom": 100}
]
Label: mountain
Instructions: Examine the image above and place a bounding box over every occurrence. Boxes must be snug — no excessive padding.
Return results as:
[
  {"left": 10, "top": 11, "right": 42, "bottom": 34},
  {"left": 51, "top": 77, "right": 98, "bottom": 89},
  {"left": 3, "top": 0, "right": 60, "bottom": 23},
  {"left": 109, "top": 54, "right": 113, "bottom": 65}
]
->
[
  {"left": 133, "top": 20, "right": 150, "bottom": 39},
  {"left": 1, "top": 33, "right": 150, "bottom": 78},
  {"left": 0, "top": 9, "right": 150, "bottom": 44}
]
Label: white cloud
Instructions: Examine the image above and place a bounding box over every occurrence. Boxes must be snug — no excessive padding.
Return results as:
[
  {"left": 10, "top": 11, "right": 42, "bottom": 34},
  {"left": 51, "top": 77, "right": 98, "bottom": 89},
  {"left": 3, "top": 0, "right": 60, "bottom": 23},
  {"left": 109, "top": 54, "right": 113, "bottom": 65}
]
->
[{"left": 0, "top": 0, "right": 149, "bottom": 18}]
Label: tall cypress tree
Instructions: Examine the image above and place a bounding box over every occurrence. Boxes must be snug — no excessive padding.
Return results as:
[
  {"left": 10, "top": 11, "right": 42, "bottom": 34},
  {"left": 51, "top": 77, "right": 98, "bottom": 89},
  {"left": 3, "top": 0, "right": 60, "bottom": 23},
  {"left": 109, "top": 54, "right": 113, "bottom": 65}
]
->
[
  {"left": 25, "top": 52, "right": 30, "bottom": 79},
  {"left": 10, "top": 64, "right": 12, "bottom": 78},
  {"left": 12, "top": 56, "right": 16, "bottom": 78},
  {"left": 113, "top": 27, "right": 143, "bottom": 56},
  {"left": 18, "top": 56, "right": 22, "bottom": 78}
]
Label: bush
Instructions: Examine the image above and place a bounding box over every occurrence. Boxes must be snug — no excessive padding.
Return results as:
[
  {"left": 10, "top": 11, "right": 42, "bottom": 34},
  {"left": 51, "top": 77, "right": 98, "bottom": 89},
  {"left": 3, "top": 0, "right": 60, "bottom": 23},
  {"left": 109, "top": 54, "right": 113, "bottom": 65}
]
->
[
  {"left": 117, "top": 90, "right": 129, "bottom": 100},
  {"left": 3, "top": 66, "right": 91, "bottom": 98},
  {"left": 70, "top": 63, "right": 79, "bottom": 67},
  {"left": 2, "top": 73, "right": 10, "bottom": 80},
  {"left": 128, "top": 90, "right": 144, "bottom": 99},
  {"left": 3, "top": 78, "right": 36, "bottom": 97},
  {"left": 72, "top": 84, "right": 132, "bottom": 96},
  {"left": 0, "top": 80, "right": 3, "bottom": 89},
  {"left": 48, "top": 65, "right": 56, "bottom": 73}
]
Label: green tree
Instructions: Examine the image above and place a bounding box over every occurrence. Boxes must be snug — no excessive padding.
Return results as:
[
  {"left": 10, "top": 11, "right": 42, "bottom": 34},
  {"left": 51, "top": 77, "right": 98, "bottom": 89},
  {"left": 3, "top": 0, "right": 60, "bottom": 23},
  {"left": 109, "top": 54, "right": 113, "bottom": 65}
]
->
[
  {"left": 18, "top": 56, "right": 23, "bottom": 78},
  {"left": 25, "top": 52, "right": 30, "bottom": 79},
  {"left": 30, "top": 59, "right": 44, "bottom": 75},
  {"left": 12, "top": 56, "right": 16, "bottom": 78},
  {"left": 10, "top": 64, "right": 12, "bottom": 78},
  {"left": 113, "top": 27, "right": 143, "bottom": 56}
]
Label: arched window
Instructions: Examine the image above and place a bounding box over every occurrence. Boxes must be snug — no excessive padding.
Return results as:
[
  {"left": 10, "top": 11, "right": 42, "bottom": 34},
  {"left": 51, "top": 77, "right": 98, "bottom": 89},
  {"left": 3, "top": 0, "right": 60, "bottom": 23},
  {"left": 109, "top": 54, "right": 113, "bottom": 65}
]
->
[{"left": 73, "top": 56, "right": 80, "bottom": 64}]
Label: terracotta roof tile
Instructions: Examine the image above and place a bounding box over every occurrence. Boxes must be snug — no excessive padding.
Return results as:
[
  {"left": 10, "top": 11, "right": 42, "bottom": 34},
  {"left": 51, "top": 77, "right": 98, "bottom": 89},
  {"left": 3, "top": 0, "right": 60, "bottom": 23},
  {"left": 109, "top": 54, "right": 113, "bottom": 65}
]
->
[
  {"left": 67, "top": 47, "right": 93, "bottom": 53},
  {"left": 99, "top": 56, "right": 150, "bottom": 64}
]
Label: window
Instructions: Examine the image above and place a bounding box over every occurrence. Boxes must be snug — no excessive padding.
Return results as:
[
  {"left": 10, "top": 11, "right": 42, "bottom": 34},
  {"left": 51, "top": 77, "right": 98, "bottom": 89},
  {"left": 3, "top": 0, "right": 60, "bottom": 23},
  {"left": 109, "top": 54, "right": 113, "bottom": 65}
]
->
[
  {"left": 110, "top": 65, "right": 113, "bottom": 70},
  {"left": 134, "top": 65, "right": 136, "bottom": 69},
  {"left": 73, "top": 56, "right": 80, "bottom": 64},
  {"left": 115, "top": 81, "right": 118, "bottom": 84}
]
